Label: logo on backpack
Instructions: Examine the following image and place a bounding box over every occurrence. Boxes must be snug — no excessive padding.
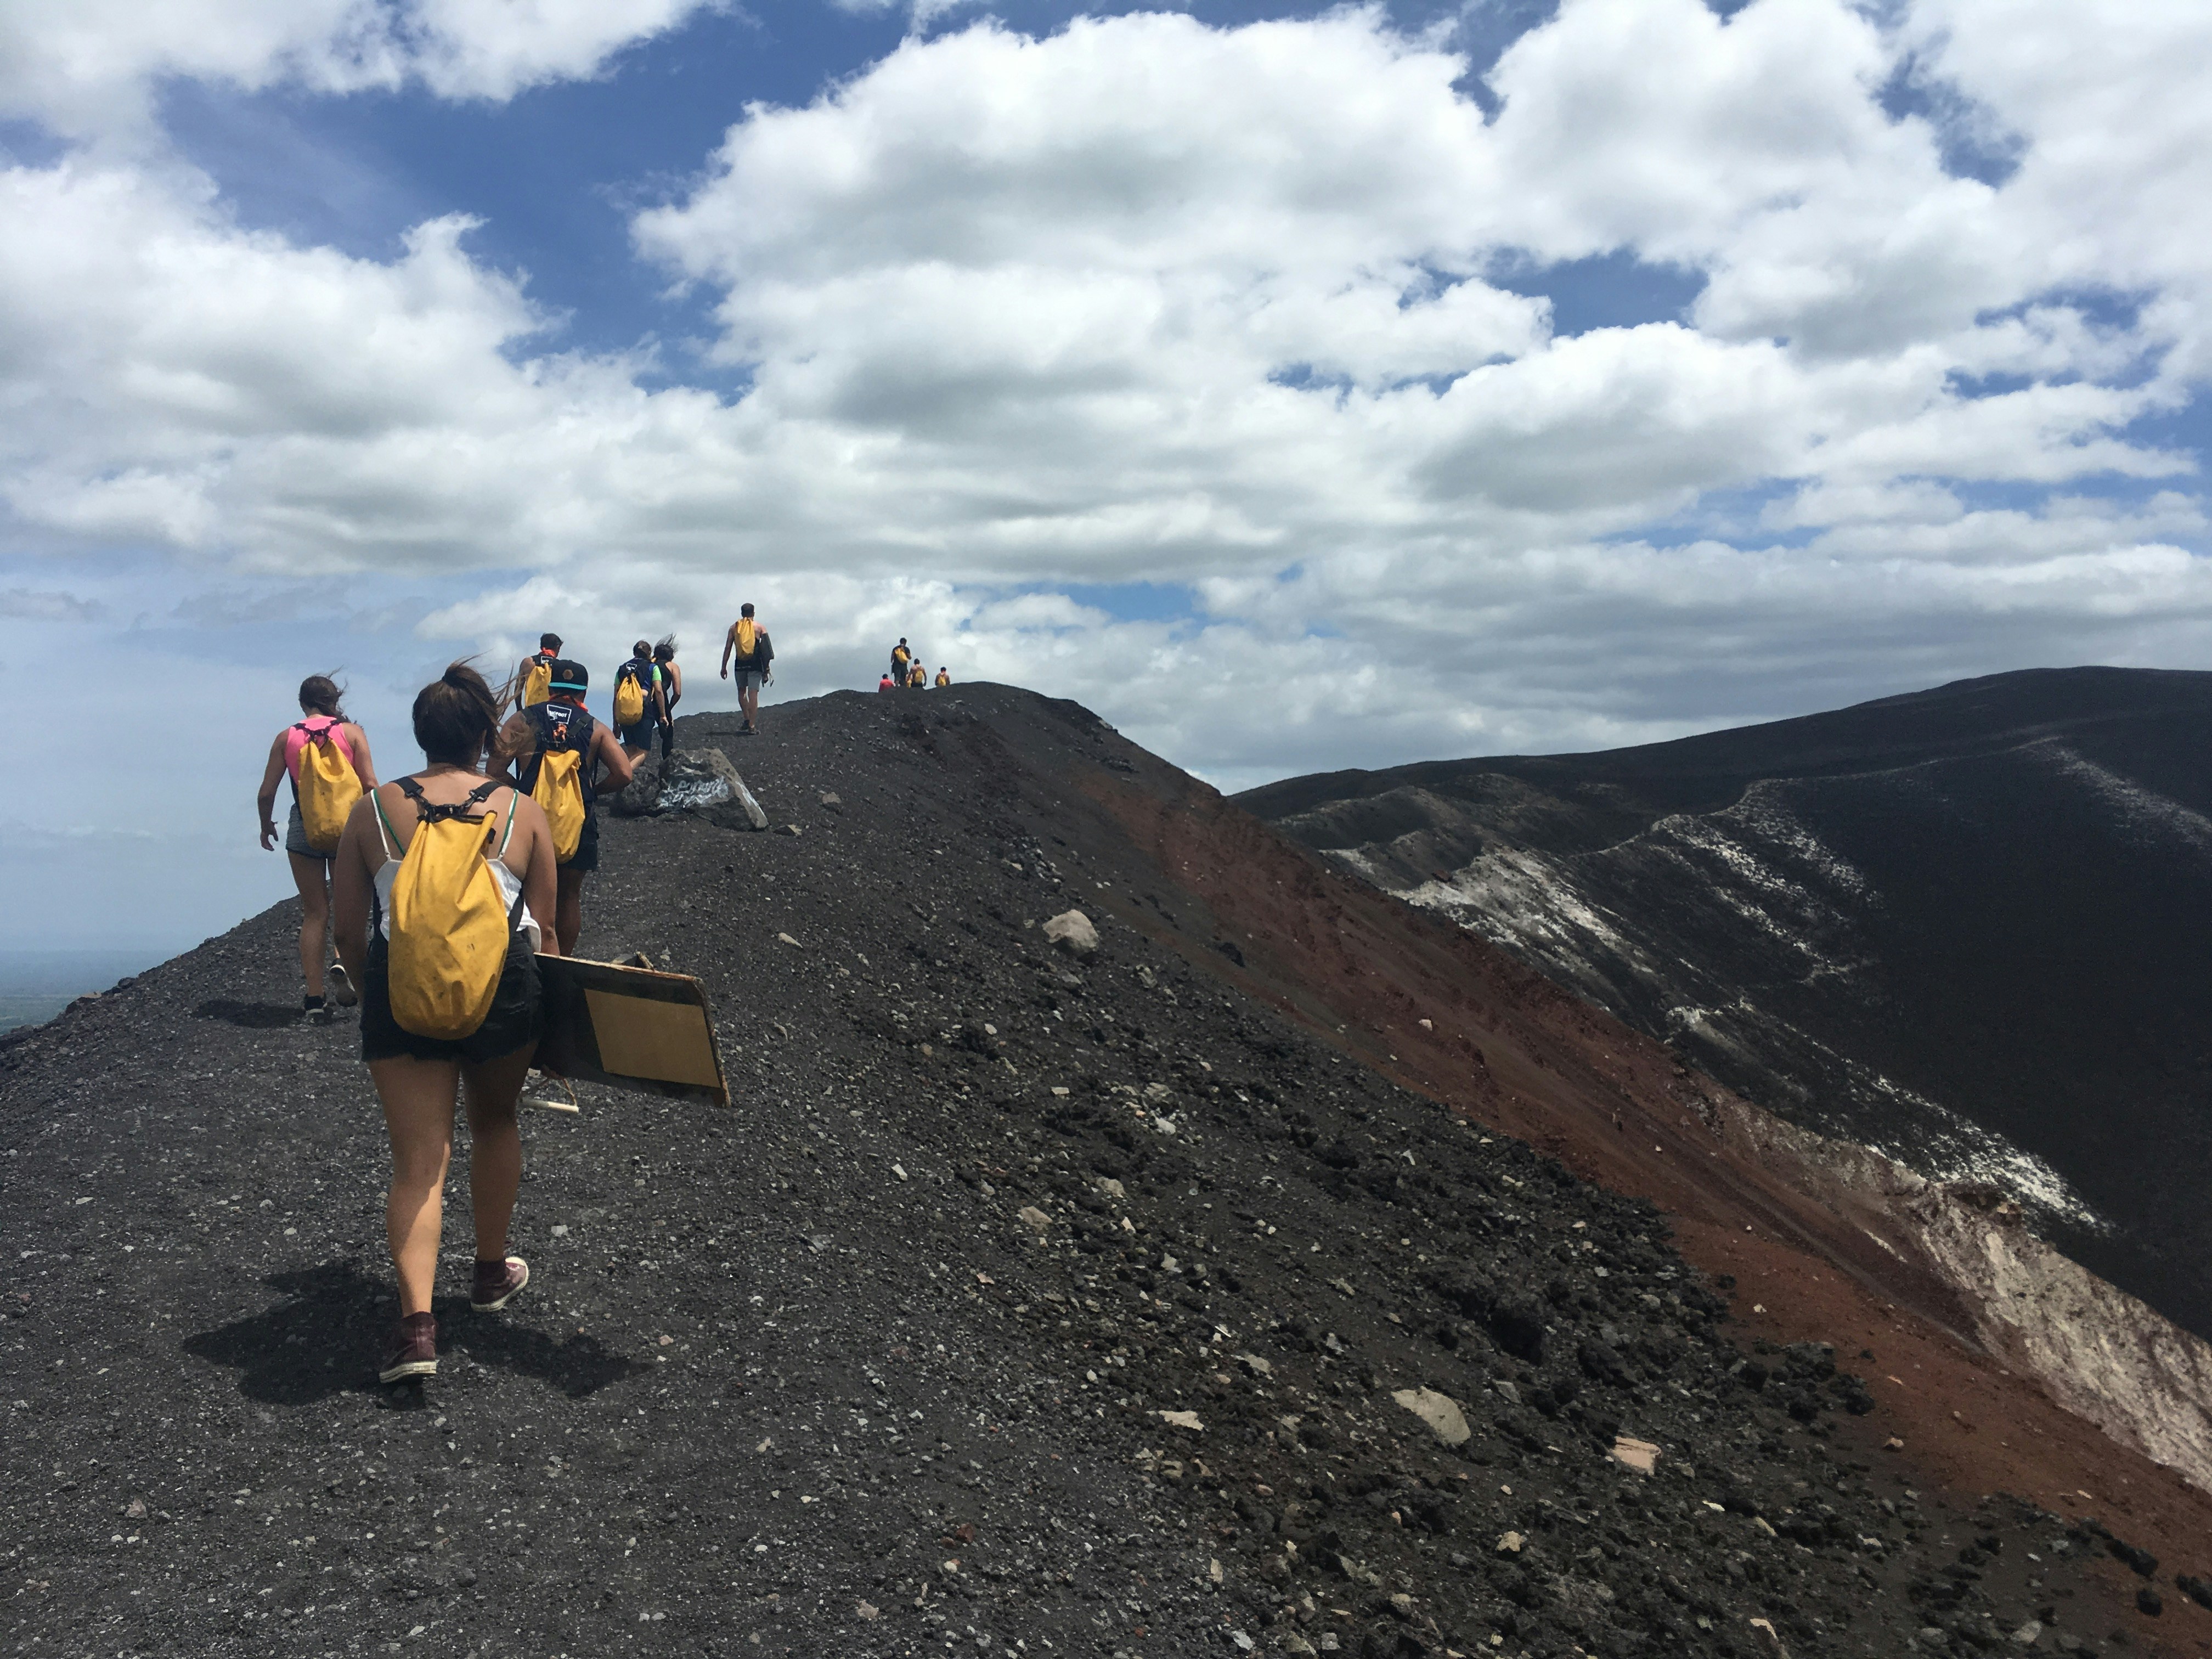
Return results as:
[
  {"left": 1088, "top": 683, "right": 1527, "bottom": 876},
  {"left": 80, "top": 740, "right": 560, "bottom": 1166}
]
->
[
  {"left": 294, "top": 720, "right": 360, "bottom": 854},
  {"left": 382, "top": 779, "right": 520, "bottom": 1041}
]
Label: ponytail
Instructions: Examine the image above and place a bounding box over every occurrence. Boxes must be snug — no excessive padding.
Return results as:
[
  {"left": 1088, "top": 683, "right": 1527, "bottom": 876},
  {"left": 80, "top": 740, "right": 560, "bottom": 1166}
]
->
[{"left": 298, "top": 674, "right": 345, "bottom": 720}]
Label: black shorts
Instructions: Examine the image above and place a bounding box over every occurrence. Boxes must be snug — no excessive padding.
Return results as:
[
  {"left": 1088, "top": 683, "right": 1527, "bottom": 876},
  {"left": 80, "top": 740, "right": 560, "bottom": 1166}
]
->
[
  {"left": 560, "top": 811, "right": 600, "bottom": 874},
  {"left": 360, "top": 929, "right": 543, "bottom": 1066}
]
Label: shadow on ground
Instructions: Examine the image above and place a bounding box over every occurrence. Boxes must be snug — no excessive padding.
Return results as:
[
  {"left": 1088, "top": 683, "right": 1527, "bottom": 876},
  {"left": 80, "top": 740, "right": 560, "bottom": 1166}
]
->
[
  {"left": 185, "top": 1261, "right": 648, "bottom": 1403},
  {"left": 193, "top": 998, "right": 304, "bottom": 1030}
]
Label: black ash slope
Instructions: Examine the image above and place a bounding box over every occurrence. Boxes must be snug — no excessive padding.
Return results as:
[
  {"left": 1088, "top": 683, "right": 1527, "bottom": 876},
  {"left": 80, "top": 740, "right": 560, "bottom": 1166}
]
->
[
  {"left": 1, "top": 686, "right": 2152, "bottom": 1658},
  {"left": 1239, "top": 667, "right": 2212, "bottom": 1344}
]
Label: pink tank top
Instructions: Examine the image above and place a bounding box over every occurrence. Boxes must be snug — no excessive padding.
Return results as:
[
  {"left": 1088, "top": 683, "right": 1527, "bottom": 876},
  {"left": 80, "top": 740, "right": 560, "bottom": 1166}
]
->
[{"left": 285, "top": 716, "right": 355, "bottom": 784}]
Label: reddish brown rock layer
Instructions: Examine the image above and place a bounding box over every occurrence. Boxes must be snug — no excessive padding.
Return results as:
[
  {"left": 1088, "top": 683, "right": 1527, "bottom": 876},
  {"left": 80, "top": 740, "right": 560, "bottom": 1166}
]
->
[{"left": 1062, "top": 755, "right": 2212, "bottom": 1654}]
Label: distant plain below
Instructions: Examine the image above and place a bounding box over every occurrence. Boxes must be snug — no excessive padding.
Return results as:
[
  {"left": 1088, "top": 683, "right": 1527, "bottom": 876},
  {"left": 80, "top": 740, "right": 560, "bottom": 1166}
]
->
[{"left": 0, "top": 947, "right": 170, "bottom": 1032}]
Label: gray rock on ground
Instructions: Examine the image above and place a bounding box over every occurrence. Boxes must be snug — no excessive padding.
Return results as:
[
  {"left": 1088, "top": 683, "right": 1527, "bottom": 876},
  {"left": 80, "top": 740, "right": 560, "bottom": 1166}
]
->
[
  {"left": 1042, "top": 910, "right": 1098, "bottom": 957},
  {"left": 1390, "top": 1386, "right": 1470, "bottom": 1446}
]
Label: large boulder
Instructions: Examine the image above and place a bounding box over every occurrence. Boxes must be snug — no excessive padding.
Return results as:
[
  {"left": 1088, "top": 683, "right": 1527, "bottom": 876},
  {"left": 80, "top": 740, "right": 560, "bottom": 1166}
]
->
[{"left": 612, "top": 748, "right": 767, "bottom": 831}]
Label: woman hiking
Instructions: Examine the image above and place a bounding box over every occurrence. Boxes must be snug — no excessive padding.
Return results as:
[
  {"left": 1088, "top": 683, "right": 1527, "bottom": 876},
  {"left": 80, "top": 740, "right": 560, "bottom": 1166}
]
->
[
  {"left": 330, "top": 663, "right": 561, "bottom": 1386},
  {"left": 652, "top": 636, "right": 682, "bottom": 761},
  {"left": 256, "top": 675, "right": 379, "bottom": 1016}
]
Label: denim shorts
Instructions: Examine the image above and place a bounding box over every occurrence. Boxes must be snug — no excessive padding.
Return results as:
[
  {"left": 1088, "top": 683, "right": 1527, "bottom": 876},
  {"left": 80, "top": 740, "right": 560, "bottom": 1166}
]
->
[
  {"left": 284, "top": 802, "right": 330, "bottom": 861},
  {"left": 616, "top": 720, "right": 657, "bottom": 750}
]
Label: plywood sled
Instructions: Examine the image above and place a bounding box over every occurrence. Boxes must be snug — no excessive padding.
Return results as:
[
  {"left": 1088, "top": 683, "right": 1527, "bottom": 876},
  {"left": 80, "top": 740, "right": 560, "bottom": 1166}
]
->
[{"left": 533, "top": 955, "right": 729, "bottom": 1108}]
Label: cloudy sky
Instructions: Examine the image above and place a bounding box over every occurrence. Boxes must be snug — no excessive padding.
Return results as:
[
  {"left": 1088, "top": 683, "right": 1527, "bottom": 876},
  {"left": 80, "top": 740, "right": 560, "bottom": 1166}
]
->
[{"left": 3, "top": 0, "right": 2208, "bottom": 955}]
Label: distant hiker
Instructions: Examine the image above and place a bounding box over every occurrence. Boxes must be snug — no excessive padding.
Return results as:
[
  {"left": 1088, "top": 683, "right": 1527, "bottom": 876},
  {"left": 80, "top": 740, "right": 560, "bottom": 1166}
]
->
[
  {"left": 612, "top": 640, "right": 663, "bottom": 761},
  {"left": 719, "top": 602, "right": 774, "bottom": 735},
  {"left": 890, "top": 637, "right": 912, "bottom": 687},
  {"left": 329, "top": 662, "right": 562, "bottom": 1386},
  {"left": 907, "top": 661, "right": 928, "bottom": 690},
  {"left": 257, "top": 675, "right": 379, "bottom": 1016},
  {"left": 653, "top": 636, "right": 682, "bottom": 761},
  {"left": 877, "top": 673, "right": 895, "bottom": 693},
  {"left": 495, "top": 660, "right": 633, "bottom": 956},
  {"left": 511, "top": 633, "right": 563, "bottom": 713},
  {"left": 935, "top": 667, "right": 951, "bottom": 688}
]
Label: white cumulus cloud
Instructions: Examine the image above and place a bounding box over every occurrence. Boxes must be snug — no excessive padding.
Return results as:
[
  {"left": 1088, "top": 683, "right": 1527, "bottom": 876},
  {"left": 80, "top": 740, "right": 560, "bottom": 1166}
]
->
[
  {"left": 0, "top": 0, "right": 717, "bottom": 138},
  {"left": 0, "top": 0, "right": 2205, "bottom": 810}
]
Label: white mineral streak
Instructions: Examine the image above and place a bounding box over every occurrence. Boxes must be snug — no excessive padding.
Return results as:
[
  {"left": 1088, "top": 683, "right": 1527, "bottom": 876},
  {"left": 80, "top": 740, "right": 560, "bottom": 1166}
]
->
[
  {"left": 2033, "top": 740, "right": 2212, "bottom": 854},
  {"left": 1401, "top": 795, "right": 2103, "bottom": 1234},
  {"left": 1712, "top": 1094, "right": 2212, "bottom": 1497},
  {"left": 1358, "top": 771, "right": 2212, "bottom": 1494}
]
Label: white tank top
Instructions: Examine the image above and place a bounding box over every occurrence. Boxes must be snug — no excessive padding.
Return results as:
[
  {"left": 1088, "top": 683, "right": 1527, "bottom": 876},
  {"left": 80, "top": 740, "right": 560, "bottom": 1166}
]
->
[{"left": 370, "top": 785, "right": 543, "bottom": 950}]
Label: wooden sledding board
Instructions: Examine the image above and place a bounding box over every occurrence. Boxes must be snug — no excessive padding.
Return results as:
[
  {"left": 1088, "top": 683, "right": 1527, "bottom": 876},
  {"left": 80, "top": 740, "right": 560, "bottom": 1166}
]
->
[{"left": 534, "top": 955, "right": 729, "bottom": 1107}]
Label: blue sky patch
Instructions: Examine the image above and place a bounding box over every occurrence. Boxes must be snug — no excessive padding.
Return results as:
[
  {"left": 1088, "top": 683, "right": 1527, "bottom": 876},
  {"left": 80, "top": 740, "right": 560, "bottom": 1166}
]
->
[
  {"left": 1878, "top": 53, "right": 2027, "bottom": 188},
  {"left": 1047, "top": 580, "right": 1204, "bottom": 627},
  {"left": 1488, "top": 250, "right": 1707, "bottom": 338}
]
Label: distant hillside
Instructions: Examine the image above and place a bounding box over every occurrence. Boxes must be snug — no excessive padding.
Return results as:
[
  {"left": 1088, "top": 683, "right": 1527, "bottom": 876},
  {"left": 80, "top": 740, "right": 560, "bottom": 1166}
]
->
[{"left": 1241, "top": 667, "right": 2212, "bottom": 1344}]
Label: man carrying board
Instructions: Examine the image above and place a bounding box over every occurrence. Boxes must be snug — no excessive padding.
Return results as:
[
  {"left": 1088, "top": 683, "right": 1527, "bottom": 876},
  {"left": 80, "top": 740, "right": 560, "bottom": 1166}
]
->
[{"left": 719, "top": 602, "right": 774, "bottom": 736}]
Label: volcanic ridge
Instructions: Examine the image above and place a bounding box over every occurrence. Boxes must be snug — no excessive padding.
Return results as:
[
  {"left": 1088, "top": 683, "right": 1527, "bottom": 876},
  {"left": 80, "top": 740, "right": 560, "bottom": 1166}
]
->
[
  {"left": 1239, "top": 667, "right": 2212, "bottom": 1346},
  {"left": 5, "top": 684, "right": 2210, "bottom": 1658}
]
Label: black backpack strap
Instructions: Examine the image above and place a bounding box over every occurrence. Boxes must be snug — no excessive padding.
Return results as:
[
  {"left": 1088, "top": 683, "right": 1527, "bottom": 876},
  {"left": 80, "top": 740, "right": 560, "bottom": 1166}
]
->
[{"left": 398, "top": 775, "right": 496, "bottom": 827}]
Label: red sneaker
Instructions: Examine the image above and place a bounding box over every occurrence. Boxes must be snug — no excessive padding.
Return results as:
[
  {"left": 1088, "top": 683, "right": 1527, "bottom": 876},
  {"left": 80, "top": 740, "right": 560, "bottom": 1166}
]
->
[
  {"left": 471, "top": 1255, "right": 529, "bottom": 1312},
  {"left": 378, "top": 1312, "right": 437, "bottom": 1384}
]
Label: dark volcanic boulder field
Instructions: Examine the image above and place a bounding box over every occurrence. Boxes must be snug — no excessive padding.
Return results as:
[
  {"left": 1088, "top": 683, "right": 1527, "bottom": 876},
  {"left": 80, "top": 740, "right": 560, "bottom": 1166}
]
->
[{"left": 0, "top": 687, "right": 2160, "bottom": 1657}]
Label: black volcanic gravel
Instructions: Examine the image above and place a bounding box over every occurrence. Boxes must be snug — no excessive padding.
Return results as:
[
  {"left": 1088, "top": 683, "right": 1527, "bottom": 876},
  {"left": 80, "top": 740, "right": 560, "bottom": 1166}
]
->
[{"left": 0, "top": 687, "right": 2174, "bottom": 1657}]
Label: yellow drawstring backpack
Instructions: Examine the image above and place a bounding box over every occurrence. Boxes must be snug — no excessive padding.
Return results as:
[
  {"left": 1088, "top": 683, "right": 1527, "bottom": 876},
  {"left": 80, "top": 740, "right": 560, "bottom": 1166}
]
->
[
  {"left": 294, "top": 720, "right": 361, "bottom": 854},
  {"left": 520, "top": 653, "right": 554, "bottom": 709},
  {"left": 377, "top": 779, "right": 520, "bottom": 1040},
  {"left": 613, "top": 663, "right": 647, "bottom": 727},
  {"left": 533, "top": 748, "right": 585, "bottom": 863},
  {"left": 736, "top": 617, "right": 758, "bottom": 659}
]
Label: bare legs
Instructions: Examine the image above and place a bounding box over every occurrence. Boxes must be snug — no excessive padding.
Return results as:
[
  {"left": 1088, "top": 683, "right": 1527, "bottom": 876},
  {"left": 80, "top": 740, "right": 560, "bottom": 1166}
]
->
[
  {"left": 741, "top": 678, "right": 760, "bottom": 731},
  {"left": 287, "top": 852, "right": 331, "bottom": 998},
  {"left": 370, "top": 1046, "right": 533, "bottom": 1316},
  {"left": 554, "top": 866, "right": 585, "bottom": 956}
]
